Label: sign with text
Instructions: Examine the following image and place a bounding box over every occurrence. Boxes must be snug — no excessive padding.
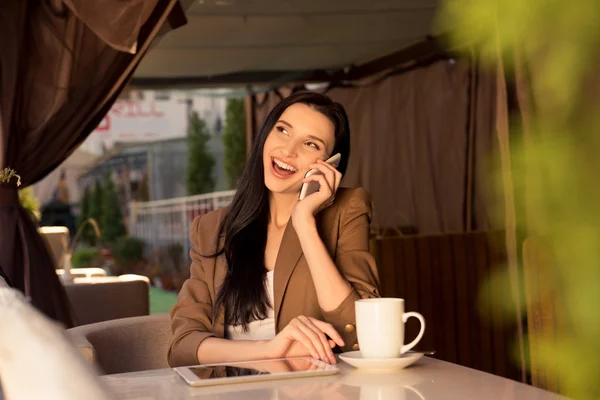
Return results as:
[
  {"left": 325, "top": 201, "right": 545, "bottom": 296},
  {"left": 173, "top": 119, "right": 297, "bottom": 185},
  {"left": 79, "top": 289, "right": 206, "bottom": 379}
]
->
[{"left": 94, "top": 99, "right": 188, "bottom": 144}]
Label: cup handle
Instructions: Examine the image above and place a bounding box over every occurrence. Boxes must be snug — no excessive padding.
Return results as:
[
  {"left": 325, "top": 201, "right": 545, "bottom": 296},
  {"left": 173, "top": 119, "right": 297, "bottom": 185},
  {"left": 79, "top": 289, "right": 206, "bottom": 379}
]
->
[{"left": 401, "top": 312, "right": 426, "bottom": 354}]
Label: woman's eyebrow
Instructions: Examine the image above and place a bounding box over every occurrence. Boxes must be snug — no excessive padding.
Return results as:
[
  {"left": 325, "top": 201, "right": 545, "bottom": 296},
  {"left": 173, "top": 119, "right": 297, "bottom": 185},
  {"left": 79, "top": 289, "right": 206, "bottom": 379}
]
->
[
  {"left": 278, "top": 119, "right": 328, "bottom": 148},
  {"left": 278, "top": 120, "right": 293, "bottom": 129},
  {"left": 307, "top": 135, "right": 326, "bottom": 147}
]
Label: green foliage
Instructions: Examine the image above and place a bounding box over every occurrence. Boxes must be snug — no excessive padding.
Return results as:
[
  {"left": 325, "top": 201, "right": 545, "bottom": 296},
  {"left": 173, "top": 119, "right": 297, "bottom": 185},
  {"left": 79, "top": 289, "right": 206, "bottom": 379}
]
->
[
  {"left": 186, "top": 111, "right": 215, "bottom": 195},
  {"left": 439, "top": 0, "right": 600, "bottom": 397},
  {"left": 71, "top": 248, "right": 100, "bottom": 269},
  {"left": 222, "top": 98, "right": 247, "bottom": 188},
  {"left": 101, "top": 171, "right": 126, "bottom": 243},
  {"left": 18, "top": 187, "right": 40, "bottom": 221},
  {"left": 112, "top": 236, "right": 145, "bottom": 270}
]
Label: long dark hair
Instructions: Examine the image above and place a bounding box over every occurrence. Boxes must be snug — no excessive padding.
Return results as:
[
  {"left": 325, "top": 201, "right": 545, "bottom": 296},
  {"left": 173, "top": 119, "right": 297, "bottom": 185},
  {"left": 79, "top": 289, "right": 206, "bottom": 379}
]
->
[{"left": 212, "top": 91, "right": 351, "bottom": 329}]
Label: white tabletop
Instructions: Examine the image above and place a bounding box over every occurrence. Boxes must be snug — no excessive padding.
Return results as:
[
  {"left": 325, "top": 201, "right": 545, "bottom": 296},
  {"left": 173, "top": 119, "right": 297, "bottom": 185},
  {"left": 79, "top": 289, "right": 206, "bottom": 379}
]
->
[{"left": 101, "top": 357, "right": 565, "bottom": 400}]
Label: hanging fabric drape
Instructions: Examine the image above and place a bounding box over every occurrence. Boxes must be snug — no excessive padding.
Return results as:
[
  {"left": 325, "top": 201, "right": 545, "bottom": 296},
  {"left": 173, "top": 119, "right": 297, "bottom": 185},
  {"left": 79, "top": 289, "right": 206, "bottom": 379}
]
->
[{"left": 0, "top": 0, "right": 187, "bottom": 327}]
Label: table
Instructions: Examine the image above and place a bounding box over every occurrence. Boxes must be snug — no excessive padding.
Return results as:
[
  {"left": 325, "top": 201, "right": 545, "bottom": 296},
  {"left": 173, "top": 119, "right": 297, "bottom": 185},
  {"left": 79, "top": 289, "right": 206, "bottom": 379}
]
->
[{"left": 101, "top": 357, "right": 565, "bottom": 400}]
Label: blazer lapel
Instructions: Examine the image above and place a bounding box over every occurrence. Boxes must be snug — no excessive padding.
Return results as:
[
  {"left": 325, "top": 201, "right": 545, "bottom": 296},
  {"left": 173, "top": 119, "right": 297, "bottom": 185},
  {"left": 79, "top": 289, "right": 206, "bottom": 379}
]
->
[{"left": 273, "top": 219, "right": 303, "bottom": 325}]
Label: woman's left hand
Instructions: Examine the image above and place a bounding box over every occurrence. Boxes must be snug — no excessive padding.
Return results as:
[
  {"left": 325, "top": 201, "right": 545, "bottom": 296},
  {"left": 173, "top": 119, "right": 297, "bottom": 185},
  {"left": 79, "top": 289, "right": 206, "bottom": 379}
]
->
[{"left": 292, "top": 159, "right": 342, "bottom": 229}]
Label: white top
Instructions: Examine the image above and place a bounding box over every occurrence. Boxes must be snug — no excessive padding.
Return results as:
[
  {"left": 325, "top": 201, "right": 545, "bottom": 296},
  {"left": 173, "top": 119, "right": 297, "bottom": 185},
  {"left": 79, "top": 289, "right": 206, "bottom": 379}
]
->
[{"left": 225, "top": 270, "right": 276, "bottom": 341}]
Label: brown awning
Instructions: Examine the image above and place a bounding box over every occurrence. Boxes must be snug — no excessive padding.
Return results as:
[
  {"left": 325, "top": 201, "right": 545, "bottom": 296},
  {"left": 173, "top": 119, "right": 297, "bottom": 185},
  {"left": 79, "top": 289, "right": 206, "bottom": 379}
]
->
[{"left": 132, "top": 0, "right": 442, "bottom": 87}]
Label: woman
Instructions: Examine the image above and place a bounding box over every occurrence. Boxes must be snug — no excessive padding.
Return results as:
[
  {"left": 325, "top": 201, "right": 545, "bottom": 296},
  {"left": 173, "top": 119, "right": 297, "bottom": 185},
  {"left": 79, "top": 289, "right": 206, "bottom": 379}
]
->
[{"left": 168, "top": 91, "right": 380, "bottom": 367}]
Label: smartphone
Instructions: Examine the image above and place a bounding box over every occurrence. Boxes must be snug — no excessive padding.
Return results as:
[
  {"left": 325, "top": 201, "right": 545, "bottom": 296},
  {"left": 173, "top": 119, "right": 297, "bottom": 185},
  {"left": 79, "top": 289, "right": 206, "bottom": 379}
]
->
[{"left": 298, "top": 153, "right": 341, "bottom": 200}]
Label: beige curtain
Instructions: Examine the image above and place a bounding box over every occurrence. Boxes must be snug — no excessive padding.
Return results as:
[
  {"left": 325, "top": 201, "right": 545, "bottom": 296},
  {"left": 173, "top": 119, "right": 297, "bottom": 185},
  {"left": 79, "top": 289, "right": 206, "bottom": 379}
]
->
[{"left": 248, "top": 56, "right": 500, "bottom": 234}]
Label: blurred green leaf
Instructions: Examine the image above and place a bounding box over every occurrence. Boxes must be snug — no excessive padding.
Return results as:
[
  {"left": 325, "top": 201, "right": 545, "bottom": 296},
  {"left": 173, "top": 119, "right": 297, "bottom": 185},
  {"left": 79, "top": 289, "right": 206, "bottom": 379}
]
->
[{"left": 439, "top": 0, "right": 600, "bottom": 397}]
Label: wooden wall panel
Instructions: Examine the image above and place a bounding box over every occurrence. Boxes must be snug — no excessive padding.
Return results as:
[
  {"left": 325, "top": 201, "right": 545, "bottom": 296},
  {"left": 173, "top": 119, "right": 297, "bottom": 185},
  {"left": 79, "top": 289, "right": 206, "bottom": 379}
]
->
[{"left": 372, "top": 231, "right": 521, "bottom": 381}]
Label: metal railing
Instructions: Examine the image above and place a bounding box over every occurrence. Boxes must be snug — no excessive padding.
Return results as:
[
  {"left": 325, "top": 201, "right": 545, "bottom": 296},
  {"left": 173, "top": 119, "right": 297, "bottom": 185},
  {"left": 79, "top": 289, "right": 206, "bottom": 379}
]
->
[{"left": 128, "top": 190, "right": 236, "bottom": 263}]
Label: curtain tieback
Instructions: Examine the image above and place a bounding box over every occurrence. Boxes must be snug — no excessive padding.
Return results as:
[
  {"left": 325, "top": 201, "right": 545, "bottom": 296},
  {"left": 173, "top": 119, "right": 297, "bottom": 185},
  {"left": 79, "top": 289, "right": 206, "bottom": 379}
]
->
[{"left": 0, "top": 183, "right": 19, "bottom": 207}]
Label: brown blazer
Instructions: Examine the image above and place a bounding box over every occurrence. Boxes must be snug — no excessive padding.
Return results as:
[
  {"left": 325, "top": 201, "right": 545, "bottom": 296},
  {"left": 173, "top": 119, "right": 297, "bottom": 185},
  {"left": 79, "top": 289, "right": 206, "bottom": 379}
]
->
[{"left": 168, "top": 187, "right": 380, "bottom": 367}]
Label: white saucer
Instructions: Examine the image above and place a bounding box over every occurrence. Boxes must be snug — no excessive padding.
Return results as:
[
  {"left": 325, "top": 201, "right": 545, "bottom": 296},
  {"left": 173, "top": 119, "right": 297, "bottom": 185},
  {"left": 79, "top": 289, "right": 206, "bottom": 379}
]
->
[{"left": 338, "top": 351, "right": 424, "bottom": 371}]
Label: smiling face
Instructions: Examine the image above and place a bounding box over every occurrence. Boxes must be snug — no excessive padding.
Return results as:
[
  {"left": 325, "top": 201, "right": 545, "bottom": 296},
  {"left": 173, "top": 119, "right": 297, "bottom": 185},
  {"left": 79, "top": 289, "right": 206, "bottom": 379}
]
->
[{"left": 262, "top": 103, "right": 336, "bottom": 196}]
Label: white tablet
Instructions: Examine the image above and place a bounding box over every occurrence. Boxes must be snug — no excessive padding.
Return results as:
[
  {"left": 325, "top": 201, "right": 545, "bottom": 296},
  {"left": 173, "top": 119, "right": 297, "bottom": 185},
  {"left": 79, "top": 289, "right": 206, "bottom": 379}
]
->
[{"left": 174, "top": 357, "right": 339, "bottom": 387}]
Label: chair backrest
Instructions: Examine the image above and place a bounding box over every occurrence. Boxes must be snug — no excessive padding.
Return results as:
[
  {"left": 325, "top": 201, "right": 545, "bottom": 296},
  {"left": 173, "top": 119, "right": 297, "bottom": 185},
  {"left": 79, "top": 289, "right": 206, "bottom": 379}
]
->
[
  {"left": 64, "top": 277, "right": 149, "bottom": 326},
  {"left": 65, "top": 314, "right": 172, "bottom": 375},
  {"left": 38, "top": 226, "right": 69, "bottom": 269},
  {"left": 370, "top": 230, "right": 521, "bottom": 382},
  {"left": 522, "top": 236, "right": 565, "bottom": 393}
]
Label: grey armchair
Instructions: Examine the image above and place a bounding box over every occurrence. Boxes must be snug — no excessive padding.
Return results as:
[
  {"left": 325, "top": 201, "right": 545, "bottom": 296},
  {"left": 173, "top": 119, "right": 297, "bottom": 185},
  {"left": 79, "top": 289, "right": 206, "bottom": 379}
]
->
[
  {"left": 65, "top": 313, "right": 172, "bottom": 375},
  {"left": 63, "top": 275, "right": 150, "bottom": 326}
]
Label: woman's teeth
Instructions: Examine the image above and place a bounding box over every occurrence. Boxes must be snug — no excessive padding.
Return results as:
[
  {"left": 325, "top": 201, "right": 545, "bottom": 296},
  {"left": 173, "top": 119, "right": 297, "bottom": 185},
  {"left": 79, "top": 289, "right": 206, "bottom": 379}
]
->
[{"left": 273, "top": 158, "right": 297, "bottom": 173}]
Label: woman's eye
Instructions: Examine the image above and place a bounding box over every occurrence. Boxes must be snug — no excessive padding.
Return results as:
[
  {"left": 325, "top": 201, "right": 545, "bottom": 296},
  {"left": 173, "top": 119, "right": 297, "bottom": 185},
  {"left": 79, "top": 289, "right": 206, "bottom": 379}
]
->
[
  {"left": 276, "top": 126, "right": 289, "bottom": 135},
  {"left": 306, "top": 142, "right": 320, "bottom": 150}
]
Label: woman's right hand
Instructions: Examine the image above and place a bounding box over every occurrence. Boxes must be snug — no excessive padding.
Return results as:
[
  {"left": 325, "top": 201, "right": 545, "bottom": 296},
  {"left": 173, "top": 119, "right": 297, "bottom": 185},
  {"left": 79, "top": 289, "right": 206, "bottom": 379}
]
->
[{"left": 264, "top": 316, "right": 344, "bottom": 364}]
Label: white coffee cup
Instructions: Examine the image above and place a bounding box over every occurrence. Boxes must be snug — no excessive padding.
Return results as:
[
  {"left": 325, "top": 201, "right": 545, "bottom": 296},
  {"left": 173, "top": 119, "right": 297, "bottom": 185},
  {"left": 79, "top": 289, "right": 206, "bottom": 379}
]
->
[{"left": 355, "top": 298, "right": 426, "bottom": 359}]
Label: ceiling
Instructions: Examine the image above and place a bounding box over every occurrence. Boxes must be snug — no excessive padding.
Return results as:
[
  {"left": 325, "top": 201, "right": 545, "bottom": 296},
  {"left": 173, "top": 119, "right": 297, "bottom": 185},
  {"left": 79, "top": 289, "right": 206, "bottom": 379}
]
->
[{"left": 132, "top": 0, "right": 442, "bottom": 87}]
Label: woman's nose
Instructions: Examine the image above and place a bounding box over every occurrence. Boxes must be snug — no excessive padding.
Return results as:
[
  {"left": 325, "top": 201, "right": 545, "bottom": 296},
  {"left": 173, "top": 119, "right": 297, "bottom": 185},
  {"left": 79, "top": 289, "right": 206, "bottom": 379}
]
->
[{"left": 281, "top": 141, "right": 299, "bottom": 158}]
